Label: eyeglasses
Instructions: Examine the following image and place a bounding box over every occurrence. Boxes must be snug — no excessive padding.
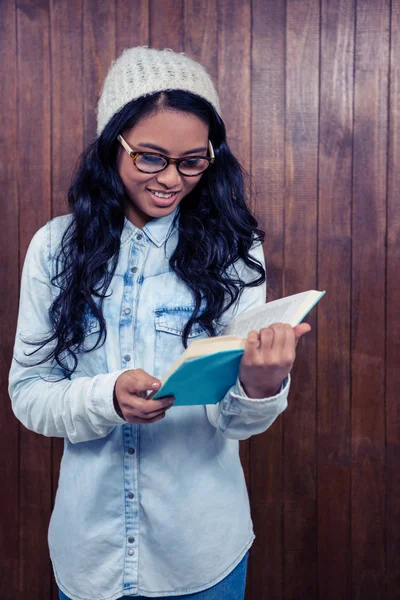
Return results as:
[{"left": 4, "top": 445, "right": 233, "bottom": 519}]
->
[{"left": 117, "top": 134, "right": 215, "bottom": 177}]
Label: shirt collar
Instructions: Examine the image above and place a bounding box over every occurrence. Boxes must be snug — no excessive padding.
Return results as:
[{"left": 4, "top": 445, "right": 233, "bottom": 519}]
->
[{"left": 120, "top": 206, "right": 180, "bottom": 248}]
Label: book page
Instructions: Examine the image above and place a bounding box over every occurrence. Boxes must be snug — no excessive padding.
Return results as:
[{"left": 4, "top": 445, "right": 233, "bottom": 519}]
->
[{"left": 223, "top": 290, "right": 323, "bottom": 338}]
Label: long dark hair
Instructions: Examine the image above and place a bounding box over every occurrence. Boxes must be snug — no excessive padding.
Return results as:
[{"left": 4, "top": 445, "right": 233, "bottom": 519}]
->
[{"left": 22, "top": 90, "right": 265, "bottom": 379}]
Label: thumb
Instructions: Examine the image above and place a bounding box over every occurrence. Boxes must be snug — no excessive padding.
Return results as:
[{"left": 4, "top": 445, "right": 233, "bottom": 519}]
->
[
  {"left": 293, "top": 323, "right": 312, "bottom": 346},
  {"left": 125, "top": 370, "right": 162, "bottom": 395}
]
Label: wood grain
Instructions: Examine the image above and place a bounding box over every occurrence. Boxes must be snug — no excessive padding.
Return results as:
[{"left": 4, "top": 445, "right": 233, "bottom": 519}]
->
[
  {"left": 284, "top": 1, "right": 319, "bottom": 597},
  {"left": 386, "top": 1, "right": 400, "bottom": 598},
  {"left": 50, "top": 0, "right": 83, "bottom": 218},
  {"left": 82, "top": 0, "right": 116, "bottom": 145},
  {"left": 217, "top": 0, "right": 251, "bottom": 175},
  {"left": 352, "top": 1, "right": 389, "bottom": 598},
  {"left": 16, "top": 0, "right": 53, "bottom": 597},
  {"left": 150, "top": 0, "right": 183, "bottom": 51},
  {"left": 115, "top": 0, "right": 149, "bottom": 56},
  {"left": 183, "top": 0, "right": 218, "bottom": 83},
  {"left": 0, "top": 1, "right": 19, "bottom": 598},
  {"left": 317, "top": 1, "right": 354, "bottom": 598},
  {"left": 249, "top": 1, "right": 286, "bottom": 598}
]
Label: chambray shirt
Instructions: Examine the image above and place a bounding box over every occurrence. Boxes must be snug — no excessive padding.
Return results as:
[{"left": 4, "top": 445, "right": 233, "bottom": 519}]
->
[{"left": 9, "top": 207, "right": 290, "bottom": 600}]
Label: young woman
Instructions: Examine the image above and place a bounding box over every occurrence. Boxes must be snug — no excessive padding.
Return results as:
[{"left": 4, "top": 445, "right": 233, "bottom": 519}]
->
[{"left": 9, "top": 47, "right": 310, "bottom": 600}]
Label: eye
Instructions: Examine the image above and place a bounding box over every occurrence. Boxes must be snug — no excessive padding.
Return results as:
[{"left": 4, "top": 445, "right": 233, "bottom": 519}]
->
[
  {"left": 182, "top": 157, "right": 203, "bottom": 167},
  {"left": 139, "top": 154, "right": 166, "bottom": 165}
]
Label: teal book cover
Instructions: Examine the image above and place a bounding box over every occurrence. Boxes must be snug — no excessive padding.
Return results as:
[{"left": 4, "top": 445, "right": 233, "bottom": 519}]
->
[{"left": 153, "top": 348, "right": 244, "bottom": 407}]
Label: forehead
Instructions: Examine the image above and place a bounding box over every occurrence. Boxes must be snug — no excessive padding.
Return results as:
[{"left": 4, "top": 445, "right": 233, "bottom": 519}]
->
[{"left": 124, "top": 109, "right": 209, "bottom": 153}]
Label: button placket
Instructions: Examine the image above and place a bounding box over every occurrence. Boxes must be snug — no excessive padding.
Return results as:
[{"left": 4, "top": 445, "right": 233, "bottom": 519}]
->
[
  {"left": 123, "top": 419, "right": 139, "bottom": 583},
  {"left": 120, "top": 241, "right": 143, "bottom": 590}
]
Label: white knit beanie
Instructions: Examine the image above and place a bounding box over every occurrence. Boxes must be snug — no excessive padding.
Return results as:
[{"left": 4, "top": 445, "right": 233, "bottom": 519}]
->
[{"left": 96, "top": 46, "right": 221, "bottom": 136}]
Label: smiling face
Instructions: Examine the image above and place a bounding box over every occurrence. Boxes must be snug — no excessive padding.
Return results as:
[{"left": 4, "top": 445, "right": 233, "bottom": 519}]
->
[{"left": 116, "top": 108, "right": 209, "bottom": 228}]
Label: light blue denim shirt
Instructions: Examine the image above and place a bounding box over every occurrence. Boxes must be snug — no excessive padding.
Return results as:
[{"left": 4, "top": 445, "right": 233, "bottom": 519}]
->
[{"left": 9, "top": 208, "right": 290, "bottom": 600}]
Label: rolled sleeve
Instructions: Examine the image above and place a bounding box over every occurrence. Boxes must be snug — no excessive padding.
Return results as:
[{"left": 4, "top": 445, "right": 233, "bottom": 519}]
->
[{"left": 206, "top": 375, "right": 290, "bottom": 440}]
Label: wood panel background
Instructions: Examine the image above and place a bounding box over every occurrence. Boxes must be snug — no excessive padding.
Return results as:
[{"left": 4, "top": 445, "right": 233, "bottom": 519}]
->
[{"left": 0, "top": 0, "right": 399, "bottom": 598}]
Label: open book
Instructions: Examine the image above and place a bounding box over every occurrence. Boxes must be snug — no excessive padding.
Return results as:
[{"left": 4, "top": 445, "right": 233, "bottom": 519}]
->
[{"left": 153, "top": 290, "right": 325, "bottom": 406}]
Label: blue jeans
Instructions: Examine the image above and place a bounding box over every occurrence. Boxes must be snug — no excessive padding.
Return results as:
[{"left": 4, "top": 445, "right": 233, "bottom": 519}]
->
[{"left": 58, "top": 551, "right": 249, "bottom": 600}]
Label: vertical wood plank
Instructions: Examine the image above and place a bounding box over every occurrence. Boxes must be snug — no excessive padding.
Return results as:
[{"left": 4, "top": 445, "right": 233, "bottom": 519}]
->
[
  {"left": 386, "top": 1, "right": 400, "bottom": 598},
  {"left": 116, "top": 0, "right": 149, "bottom": 56},
  {"left": 183, "top": 0, "right": 218, "bottom": 83},
  {"left": 149, "top": 0, "right": 183, "bottom": 51},
  {"left": 249, "top": 1, "right": 286, "bottom": 598},
  {"left": 16, "top": 1, "right": 53, "bottom": 598},
  {"left": 217, "top": 0, "right": 252, "bottom": 550},
  {"left": 50, "top": 0, "right": 83, "bottom": 218},
  {"left": 82, "top": 0, "right": 116, "bottom": 145},
  {"left": 317, "top": 1, "right": 354, "bottom": 598},
  {"left": 0, "top": 1, "right": 20, "bottom": 598},
  {"left": 284, "top": 1, "right": 319, "bottom": 598},
  {"left": 217, "top": 0, "right": 251, "bottom": 174},
  {"left": 352, "top": 1, "right": 389, "bottom": 598}
]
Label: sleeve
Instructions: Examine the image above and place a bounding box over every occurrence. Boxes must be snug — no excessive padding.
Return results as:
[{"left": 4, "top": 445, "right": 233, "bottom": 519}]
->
[
  {"left": 8, "top": 222, "right": 129, "bottom": 444},
  {"left": 205, "top": 240, "right": 290, "bottom": 440}
]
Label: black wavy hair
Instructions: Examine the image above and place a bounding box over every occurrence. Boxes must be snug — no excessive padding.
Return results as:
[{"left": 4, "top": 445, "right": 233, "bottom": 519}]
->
[{"left": 22, "top": 90, "right": 265, "bottom": 379}]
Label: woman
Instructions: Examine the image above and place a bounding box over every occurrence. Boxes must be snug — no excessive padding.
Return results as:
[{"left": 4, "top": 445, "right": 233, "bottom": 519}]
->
[{"left": 9, "top": 47, "right": 310, "bottom": 600}]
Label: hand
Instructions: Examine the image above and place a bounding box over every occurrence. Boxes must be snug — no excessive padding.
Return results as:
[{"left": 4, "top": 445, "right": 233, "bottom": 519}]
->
[
  {"left": 238, "top": 323, "right": 311, "bottom": 398},
  {"left": 113, "top": 369, "right": 175, "bottom": 424}
]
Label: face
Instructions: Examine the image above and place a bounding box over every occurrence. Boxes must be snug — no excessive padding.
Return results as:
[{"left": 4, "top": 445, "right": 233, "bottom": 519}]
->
[{"left": 117, "top": 108, "right": 209, "bottom": 228}]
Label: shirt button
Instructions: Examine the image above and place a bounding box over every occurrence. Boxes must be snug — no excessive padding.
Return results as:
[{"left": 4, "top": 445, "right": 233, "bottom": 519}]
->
[
  {"left": 124, "top": 308, "right": 131, "bottom": 315},
  {"left": 131, "top": 267, "right": 138, "bottom": 273},
  {"left": 128, "top": 447, "right": 135, "bottom": 454},
  {"left": 124, "top": 355, "right": 131, "bottom": 362},
  {"left": 128, "top": 492, "right": 134, "bottom": 499},
  {"left": 128, "top": 537, "right": 135, "bottom": 543},
  {"left": 136, "top": 233, "right": 143, "bottom": 241},
  {"left": 128, "top": 549, "right": 135, "bottom": 556}
]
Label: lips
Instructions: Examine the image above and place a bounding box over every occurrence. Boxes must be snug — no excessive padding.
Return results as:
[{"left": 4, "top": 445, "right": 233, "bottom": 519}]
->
[
  {"left": 147, "top": 189, "right": 180, "bottom": 207},
  {"left": 148, "top": 189, "right": 181, "bottom": 198}
]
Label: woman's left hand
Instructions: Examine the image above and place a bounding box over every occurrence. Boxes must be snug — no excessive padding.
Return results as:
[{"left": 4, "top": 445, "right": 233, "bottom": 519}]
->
[{"left": 238, "top": 323, "right": 312, "bottom": 399}]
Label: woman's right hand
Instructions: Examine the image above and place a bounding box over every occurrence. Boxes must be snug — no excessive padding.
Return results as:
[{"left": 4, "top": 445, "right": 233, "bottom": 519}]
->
[{"left": 113, "top": 369, "right": 175, "bottom": 423}]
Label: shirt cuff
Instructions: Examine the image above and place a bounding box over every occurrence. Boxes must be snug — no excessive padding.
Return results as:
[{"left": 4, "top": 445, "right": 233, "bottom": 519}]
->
[{"left": 233, "top": 374, "right": 290, "bottom": 404}]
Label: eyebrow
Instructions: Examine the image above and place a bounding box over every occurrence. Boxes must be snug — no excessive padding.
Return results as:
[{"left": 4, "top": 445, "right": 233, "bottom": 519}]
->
[{"left": 136, "top": 142, "right": 208, "bottom": 156}]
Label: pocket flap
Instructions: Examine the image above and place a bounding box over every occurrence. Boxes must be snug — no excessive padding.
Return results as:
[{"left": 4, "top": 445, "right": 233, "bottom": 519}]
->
[{"left": 155, "top": 307, "right": 204, "bottom": 338}]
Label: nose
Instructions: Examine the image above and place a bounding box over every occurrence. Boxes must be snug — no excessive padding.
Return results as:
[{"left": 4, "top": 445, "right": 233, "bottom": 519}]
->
[{"left": 155, "top": 163, "right": 183, "bottom": 189}]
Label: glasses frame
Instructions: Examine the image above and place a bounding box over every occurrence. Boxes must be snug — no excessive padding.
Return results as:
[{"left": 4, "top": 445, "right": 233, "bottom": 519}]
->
[{"left": 117, "top": 134, "right": 215, "bottom": 177}]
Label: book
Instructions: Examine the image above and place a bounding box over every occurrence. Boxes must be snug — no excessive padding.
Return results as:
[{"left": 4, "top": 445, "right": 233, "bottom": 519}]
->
[{"left": 153, "top": 290, "right": 325, "bottom": 407}]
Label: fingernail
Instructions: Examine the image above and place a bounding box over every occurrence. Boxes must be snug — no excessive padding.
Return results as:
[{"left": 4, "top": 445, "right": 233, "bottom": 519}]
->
[{"left": 152, "top": 382, "right": 160, "bottom": 388}]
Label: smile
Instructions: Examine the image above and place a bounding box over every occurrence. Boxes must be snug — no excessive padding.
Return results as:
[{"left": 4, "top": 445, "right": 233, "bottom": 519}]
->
[{"left": 148, "top": 189, "right": 180, "bottom": 199}]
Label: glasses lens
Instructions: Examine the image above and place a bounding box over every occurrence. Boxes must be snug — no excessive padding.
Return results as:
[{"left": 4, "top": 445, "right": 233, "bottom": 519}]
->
[
  {"left": 179, "top": 158, "right": 210, "bottom": 176},
  {"left": 135, "top": 154, "right": 167, "bottom": 173}
]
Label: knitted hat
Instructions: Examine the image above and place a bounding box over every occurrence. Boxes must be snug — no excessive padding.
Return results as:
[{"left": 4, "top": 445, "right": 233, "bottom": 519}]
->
[{"left": 96, "top": 46, "right": 221, "bottom": 136}]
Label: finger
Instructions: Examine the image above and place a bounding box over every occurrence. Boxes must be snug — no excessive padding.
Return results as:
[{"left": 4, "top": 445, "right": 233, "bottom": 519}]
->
[
  {"left": 133, "top": 395, "right": 175, "bottom": 416},
  {"left": 125, "top": 370, "right": 162, "bottom": 395},
  {"left": 130, "top": 406, "right": 169, "bottom": 420},
  {"left": 242, "top": 330, "right": 260, "bottom": 363},
  {"left": 293, "top": 323, "right": 312, "bottom": 346},
  {"left": 259, "top": 326, "right": 275, "bottom": 352},
  {"left": 261, "top": 324, "right": 293, "bottom": 353}
]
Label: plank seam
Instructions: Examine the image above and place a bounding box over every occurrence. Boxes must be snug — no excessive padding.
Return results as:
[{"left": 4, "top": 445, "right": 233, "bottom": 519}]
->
[{"left": 384, "top": 1, "right": 392, "bottom": 597}]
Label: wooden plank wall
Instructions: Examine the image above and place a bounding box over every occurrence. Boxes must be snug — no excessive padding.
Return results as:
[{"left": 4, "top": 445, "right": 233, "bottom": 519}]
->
[{"left": 0, "top": 0, "right": 398, "bottom": 598}]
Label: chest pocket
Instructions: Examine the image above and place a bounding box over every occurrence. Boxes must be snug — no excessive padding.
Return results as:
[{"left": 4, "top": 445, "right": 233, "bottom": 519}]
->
[{"left": 154, "top": 307, "right": 206, "bottom": 380}]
